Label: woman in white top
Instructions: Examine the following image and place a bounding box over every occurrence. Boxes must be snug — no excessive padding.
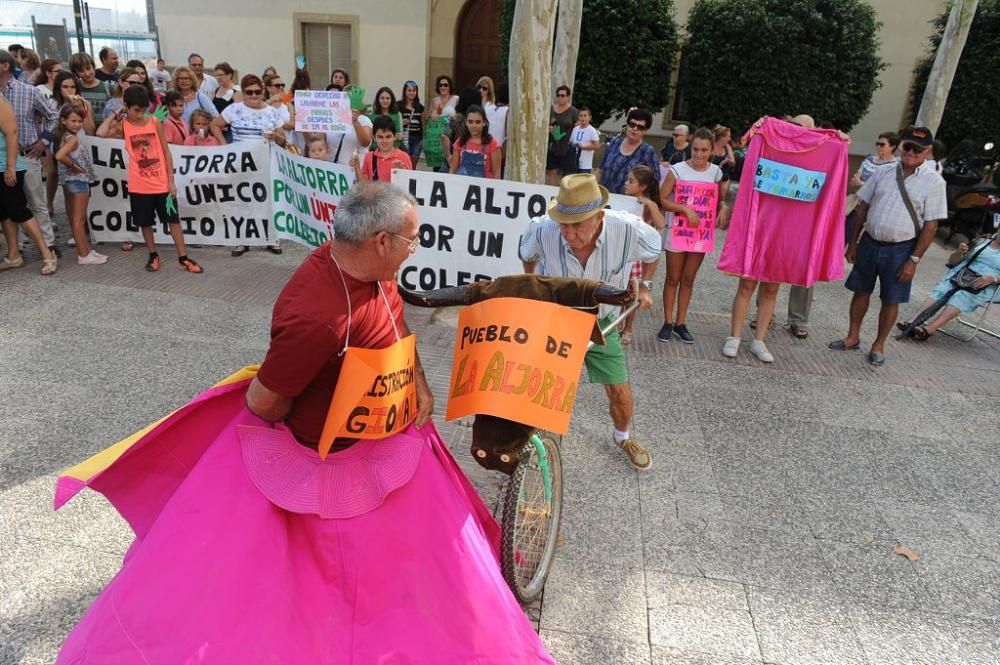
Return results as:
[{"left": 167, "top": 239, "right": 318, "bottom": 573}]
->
[
  {"left": 657, "top": 127, "right": 730, "bottom": 344},
  {"left": 427, "top": 75, "right": 458, "bottom": 120},
  {"left": 213, "top": 62, "right": 243, "bottom": 114},
  {"left": 211, "top": 74, "right": 285, "bottom": 257}
]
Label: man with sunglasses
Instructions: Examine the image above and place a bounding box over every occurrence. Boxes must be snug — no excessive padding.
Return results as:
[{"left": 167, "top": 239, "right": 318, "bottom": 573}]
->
[{"left": 832, "top": 126, "right": 946, "bottom": 366}]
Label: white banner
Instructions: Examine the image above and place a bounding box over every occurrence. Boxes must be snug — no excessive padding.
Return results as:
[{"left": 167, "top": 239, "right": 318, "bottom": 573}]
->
[
  {"left": 395, "top": 170, "right": 644, "bottom": 290},
  {"left": 270, "top": 148, "right": 356, "bottom": 249},
  {"left": 85, "top": 136, "right": 272, "bottom": 246}
]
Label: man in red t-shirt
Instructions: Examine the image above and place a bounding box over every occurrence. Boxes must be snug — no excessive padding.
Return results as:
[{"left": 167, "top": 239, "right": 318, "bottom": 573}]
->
[{"left": 246, "top": 181, "right": 433, "bottom": 446}]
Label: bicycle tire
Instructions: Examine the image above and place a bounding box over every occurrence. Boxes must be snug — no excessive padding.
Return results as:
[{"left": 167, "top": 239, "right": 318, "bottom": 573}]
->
[{"left": 500, "top": 432, "right": 563, "bottom": 604}]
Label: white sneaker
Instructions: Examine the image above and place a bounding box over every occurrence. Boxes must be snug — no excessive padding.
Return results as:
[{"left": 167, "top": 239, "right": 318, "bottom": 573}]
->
[
  {"left": 749, "top": 339, "right": 774, "bottom": 363},
  {"left": 67, "top": 238, "right": 76, "bottom": 247},
  {"left": 78, "top": 251, "right": 108, "bottom": 265},
  {"left": 722, "top": 336, "right": 741, "bottom": 358}
]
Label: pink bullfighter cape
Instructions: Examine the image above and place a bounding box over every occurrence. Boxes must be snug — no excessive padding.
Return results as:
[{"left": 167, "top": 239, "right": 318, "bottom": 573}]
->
[
  {"left": 53, "top": 367, "right": 555, "bottom": 664},
  {"left": 718, "top": 117, "right": 849, "bottom": 286}
]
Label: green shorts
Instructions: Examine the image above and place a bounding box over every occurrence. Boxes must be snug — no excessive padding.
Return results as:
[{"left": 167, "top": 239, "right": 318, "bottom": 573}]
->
[{"left": 584, "top": 314, "right": 629, "bottom": 385}]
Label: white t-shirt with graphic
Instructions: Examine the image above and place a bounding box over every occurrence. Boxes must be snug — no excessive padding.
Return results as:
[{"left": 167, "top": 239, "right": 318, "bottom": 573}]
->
[
  {"left": 570, "top": 125, "right": 601, "bottom": 170},
  {"left": 222, "top": 103, "right": 283, "bottom": 142}
]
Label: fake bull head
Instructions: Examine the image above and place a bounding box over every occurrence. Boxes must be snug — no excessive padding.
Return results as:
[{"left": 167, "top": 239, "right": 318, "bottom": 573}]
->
[{"left": 400, "top": 274, "right": 634, "bottom": 474}]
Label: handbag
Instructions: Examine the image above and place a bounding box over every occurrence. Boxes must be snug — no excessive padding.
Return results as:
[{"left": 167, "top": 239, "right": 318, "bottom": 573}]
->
[{"left": 949, "top": 239, "right": 993, "bottom": 293}]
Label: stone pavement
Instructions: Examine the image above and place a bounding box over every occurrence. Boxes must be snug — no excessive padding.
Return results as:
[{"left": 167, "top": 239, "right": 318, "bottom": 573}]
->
[{"left": 1, "top": 224, "right": 999, "bottom": 664}]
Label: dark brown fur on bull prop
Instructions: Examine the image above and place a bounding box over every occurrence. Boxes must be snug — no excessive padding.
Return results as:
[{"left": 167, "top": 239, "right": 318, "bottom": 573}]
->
[{"left": 399, "top": 274, "right": 635, "bottom": 474}]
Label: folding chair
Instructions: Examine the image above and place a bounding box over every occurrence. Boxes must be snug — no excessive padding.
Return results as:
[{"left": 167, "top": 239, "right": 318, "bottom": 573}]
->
[{"left": 941, "top": 288, "right": 1000, "bottom": 342}]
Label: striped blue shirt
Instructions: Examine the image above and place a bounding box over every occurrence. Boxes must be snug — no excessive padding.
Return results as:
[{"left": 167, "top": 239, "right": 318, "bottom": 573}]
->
[{"left": 518, "top": 210, "right": 662, "bottom": 318}]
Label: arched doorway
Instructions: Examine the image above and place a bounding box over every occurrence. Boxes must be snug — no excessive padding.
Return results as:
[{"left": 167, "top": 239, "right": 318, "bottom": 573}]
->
[{"left": 454, "top": 0, "right": 503, "bottom": 91}]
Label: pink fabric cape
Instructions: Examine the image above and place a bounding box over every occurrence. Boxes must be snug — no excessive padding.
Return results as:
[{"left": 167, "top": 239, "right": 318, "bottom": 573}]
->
[
  {"left": 54, "top": 373, "right": 555, "bottom": 664},
  {"left": 718, "top": 117, "right": 849, "bottom": 286}
]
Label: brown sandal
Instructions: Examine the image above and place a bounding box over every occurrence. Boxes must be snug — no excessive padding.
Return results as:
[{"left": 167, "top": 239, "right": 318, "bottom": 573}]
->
[{"left": 41, "top": 256, "right": 58, "bottom": 275}]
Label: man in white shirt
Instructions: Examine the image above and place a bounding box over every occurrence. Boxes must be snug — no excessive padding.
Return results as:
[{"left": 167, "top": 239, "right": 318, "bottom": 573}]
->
[
  {"left": 520, "top": 174, "right": 661, "bottom": 469},
  {"left": 150, "top": 58, "right": 171, "bottom": 92},
  {"left": 831, "top": 126, "right": 947, "bottom": 366},
  {"left": 188, "top": 53, "right": 218, "bottom": 97}
]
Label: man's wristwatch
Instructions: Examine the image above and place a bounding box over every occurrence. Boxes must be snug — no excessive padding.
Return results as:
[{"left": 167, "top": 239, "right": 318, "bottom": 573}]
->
[
  {"left": 638, "top": 279, "right": 654, "bottom": 290},
  {"left": 909, "top": 255, "right": 921, "bottom": 264}
]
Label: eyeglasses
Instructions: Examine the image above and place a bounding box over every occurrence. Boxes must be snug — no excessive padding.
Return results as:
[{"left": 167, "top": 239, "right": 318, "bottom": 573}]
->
[
  {"left": 900, "top": 142, "right": 927, "bottom": 153},
  {"left": 556, "top": 92, "right": 568, "bottom": 97},
  {"left": 672, "top": 133, "right": 684, "bottom": 138},
  {"left": 124, "top": 78, "right": 142, "bottom": 85},
  {"left": 627, "top": 120, "right": 648, "bottom": 130},
  {"left": 875, "top": 141, "right": 888, "bottom": 147},
  {"left": 404, "top": 80, "right": 417, "bottom": 87},
  {"left": 478, "top": 85, "right": 489, "bottom": 91},
  {"left": 437, "top": 82, "right": 449, "bottom": 89},
  {"left": 393, "top": 233, "right": 420, "bottom": 253},
  {"left": 269, "top": 82, "right": 285, "bottom": 89},
  {"left": 244, "top": 88, "right": 263, "bottom": 96}
]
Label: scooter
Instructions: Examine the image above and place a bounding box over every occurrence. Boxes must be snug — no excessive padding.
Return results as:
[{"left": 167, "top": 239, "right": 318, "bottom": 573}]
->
[{"left": 941, "top": 140, "right": 1000, "bottom": 244}]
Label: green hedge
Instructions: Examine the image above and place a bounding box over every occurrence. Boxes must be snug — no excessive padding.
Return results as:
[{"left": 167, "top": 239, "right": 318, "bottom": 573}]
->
[
  {"left": 909, "top": 1, "right": 1000, "bottom": 149},
  {"left": 500, "top": 0, "right": 679, "bottom": 126},
  {"left": 678, "top": 0, "right": 884, "bottom": 132}
]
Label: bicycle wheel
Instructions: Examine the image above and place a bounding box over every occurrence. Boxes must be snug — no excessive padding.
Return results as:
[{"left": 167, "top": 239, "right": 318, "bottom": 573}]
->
[{"left": 500, "top": 432, "right": 563, "bottom": 604}]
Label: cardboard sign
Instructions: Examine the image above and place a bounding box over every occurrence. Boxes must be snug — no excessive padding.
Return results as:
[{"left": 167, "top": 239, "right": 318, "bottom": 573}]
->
[
  {"left": 446, "top": 299, "right": 594, "bottom": 435},
  {"left": 271, "top": 149, "right": 355, "bottom": 248},
  {"left": 671, "top": 180, "right": 719, "bottom": 253},
  {"left": 318, "top": 334, "right": 417, "bottom": 458},
  {"left": 395, "top": 171, "right": 643, "bottom": 291},
  {"left": 752, "top": 157, "right": 827, "bottom": 202},
  {"left": 294, "top": 90, "right": 353, "bottom": 133},
  {"left": 84, "top": 136, "right": 272, "bottom": 246}
]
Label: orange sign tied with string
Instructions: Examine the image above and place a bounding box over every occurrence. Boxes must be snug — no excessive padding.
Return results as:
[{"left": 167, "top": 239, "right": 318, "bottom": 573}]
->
[
  {"left": 447, "top": 298, "right": 595, "bottom": 434},
  {"left": 318, "top": 334, "right": 417, "bottom": 458}
]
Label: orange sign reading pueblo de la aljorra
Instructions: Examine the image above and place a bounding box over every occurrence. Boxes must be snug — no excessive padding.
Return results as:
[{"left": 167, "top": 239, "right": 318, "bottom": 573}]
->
[{"left": 447, "top": 298, "right": 595, "bottom": 435}]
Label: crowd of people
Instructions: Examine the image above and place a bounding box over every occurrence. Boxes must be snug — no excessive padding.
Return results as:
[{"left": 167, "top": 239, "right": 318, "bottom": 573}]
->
[{"left": 0, "top": 44, "right": 996, "bottom": 364}]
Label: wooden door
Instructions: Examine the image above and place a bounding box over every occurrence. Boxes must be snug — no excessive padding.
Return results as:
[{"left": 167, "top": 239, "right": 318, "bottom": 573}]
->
[{"left": 454, "top": 0, "right": 503, "bottom": 90}]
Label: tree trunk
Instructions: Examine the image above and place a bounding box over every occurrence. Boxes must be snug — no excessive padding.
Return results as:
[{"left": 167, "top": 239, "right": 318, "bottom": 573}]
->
[
  {"left": 916, "top": 0, "right": 978, "bottom": 134},
  {"left": 507, "top": 0, "right": 558, "bottom": 184},
  {"left": 551, "top": 0, "right": 583, "bottom": 97}
]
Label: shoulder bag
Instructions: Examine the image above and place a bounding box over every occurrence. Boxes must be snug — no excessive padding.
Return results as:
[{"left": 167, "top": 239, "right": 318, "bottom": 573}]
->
[{"left": 895, "top": 162, "right": 923, "bottom": 239}]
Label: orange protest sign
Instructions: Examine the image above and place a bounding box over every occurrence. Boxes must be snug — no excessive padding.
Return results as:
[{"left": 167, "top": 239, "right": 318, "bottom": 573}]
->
[
  {"left": 447, "top": 298, "right": 595, "bottom": 434},
  {"left": 318, "top": 334, "right": 417, "bottom": 458}
]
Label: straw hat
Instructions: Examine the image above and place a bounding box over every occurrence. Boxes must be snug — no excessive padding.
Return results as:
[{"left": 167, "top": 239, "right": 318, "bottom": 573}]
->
[{"left": 548, "top": 174, "right": 610, "bottom": 224}]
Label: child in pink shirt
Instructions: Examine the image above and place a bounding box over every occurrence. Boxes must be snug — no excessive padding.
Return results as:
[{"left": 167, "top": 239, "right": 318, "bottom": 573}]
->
[
  {"left": 162, "top": 91, "right": 189, "bottom": 145},
  {"left": 184, "top": 109, "right": 221, "bottom": 147}
]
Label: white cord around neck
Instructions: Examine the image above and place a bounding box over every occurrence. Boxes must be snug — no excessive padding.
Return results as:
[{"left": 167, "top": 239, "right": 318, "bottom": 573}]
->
[{"left": 328, "top": 247, "right": 401, "bottom": 356}]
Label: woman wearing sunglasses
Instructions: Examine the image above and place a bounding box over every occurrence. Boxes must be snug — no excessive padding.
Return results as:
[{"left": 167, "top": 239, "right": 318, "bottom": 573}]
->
[
  {"left": 264, "top": 74, "right": 295, "bottom": 132},
  {"left": 211, "top": 74, "right": 286, "bottom": 257},
  {"left": 427, "top": 75, "right": 458, "bottom": 120},
  {"left": 595, "top": 107, "right": 661, "bottom": 194}
]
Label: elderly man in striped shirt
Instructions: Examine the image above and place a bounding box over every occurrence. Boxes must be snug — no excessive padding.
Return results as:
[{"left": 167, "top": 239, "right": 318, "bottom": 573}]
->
[{"left": 519, "top": 174, "right": 661, "bottom": 469}]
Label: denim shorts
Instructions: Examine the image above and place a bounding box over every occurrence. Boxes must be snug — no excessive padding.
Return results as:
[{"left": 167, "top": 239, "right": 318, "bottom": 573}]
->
[
  {"left": 63, "top": 180, "right": 90, "bottom": 194},
  {"left": 844, "top": 234, "right": 916, "bottom": 304}
]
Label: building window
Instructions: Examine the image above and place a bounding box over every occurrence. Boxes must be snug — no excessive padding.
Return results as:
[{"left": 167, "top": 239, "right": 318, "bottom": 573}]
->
[{"left": 294, "top": 13, "right": 358, "bottom": 88}]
